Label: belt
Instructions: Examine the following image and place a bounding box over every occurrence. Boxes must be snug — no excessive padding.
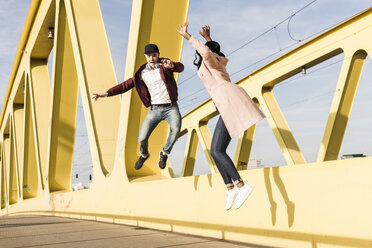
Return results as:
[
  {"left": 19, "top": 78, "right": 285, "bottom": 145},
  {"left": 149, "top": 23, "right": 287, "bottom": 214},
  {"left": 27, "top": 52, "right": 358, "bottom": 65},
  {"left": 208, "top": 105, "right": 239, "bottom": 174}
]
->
[{"left": 151, "top": 103, "right": 173, "bottom": 107}]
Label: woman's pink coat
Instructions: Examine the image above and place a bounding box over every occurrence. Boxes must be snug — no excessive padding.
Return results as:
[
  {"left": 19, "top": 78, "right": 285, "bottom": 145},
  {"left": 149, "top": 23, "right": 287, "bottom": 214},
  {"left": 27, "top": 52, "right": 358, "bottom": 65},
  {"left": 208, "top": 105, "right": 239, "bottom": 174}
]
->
[{"left": 188, "top": 36, "right": 265, "bottom": 138}]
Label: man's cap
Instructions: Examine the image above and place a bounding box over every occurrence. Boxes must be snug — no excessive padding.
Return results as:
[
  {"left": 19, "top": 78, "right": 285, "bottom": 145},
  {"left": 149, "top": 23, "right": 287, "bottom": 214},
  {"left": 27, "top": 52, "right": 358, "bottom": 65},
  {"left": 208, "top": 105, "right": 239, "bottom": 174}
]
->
[{"left": 144, "top": 44, "right": 159, "bottom": 54}]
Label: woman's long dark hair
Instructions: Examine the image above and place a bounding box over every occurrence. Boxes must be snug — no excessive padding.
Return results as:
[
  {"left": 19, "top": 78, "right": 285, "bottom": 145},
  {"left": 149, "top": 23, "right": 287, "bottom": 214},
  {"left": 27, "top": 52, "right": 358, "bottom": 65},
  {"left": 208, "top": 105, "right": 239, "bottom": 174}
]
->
[{"left": 193, "top": 41, "right": 225, "bottom": 70}]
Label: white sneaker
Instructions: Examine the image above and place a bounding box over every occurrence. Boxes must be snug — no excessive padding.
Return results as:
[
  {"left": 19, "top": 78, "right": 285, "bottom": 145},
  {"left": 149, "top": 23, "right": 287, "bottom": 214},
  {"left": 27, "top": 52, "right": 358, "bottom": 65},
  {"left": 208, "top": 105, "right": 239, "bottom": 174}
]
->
[
  {"left": 225, "top": 187, "right": 238, "bottom": 210},
  {"left": 234, "top": 184, "right": 253, "bottom": 209}
]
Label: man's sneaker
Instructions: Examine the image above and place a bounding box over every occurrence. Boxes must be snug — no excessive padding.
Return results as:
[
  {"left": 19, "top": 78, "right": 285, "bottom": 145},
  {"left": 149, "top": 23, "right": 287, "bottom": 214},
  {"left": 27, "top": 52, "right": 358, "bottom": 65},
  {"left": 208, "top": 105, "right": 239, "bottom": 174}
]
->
[
  {"left": 158, "top": 151, "right": 168, "bottom": 169},
  {"left": 134, "top": 155, "right": 149, "bottom": 170},
  {"left": 225, "top": 187, "right": 238, "bottom": 210},
  {"left": 234, "top": 184, "right": 253, "bottom": 209}
]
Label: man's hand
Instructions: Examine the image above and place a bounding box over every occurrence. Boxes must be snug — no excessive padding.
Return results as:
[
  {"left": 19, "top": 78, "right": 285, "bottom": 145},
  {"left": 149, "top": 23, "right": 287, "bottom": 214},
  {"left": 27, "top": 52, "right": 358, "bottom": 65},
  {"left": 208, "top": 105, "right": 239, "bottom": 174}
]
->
[
  {"left": 161, "top": 59, "right": 174, "bottom": 69},
  {"left": 199, "top": 25, "right": 211, "bottom": 41},
  {"left": 176, "top": 22, "right": 191, "bottom": 40},
  {"left": 92, "top": 92, "right": 108, "bottom": 101}
]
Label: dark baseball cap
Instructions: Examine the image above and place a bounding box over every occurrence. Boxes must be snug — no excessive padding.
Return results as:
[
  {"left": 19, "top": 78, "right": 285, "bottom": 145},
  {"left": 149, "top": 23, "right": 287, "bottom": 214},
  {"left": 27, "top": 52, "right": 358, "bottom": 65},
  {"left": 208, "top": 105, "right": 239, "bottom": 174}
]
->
[{"left": 144, "top": 44, "right": 159, "bottom": 54}]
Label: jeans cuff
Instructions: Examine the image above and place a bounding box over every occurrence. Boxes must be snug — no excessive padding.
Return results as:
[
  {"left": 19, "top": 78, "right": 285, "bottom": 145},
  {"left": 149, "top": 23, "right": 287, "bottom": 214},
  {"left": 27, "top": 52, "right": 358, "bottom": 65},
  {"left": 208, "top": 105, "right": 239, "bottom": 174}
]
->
[
  {"left": 140, "top": 153, "right": 150, "bottom": 158},
  {"left": 226, "top": 183, "right": 234, "bottom": 187},
  {"left": 162, "top": 149, "right": 170, "bottom": 155},
  {"left": 234, "top": 178, "right": 243, "bottom": 185}
]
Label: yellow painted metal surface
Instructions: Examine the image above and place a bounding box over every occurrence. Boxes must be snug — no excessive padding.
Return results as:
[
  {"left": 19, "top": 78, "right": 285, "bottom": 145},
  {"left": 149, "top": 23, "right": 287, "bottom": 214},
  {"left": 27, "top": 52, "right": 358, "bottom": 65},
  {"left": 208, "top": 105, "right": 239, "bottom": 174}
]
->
[{"left": 1, "top": 1, "right": 372, "bottom": 247}]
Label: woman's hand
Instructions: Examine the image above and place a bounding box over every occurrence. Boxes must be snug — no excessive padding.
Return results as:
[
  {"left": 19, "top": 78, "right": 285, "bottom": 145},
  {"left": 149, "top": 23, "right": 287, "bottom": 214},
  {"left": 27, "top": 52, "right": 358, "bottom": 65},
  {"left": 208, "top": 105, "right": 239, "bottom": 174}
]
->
[
  {"left": 176, "top": 22, "right": 191, "bottom": 40},
  {"left": 92, "top": 92, "right": 108, "bottom": 101},
  {"left": 199, "top": 25, "right": 212, "bottom": 41}
]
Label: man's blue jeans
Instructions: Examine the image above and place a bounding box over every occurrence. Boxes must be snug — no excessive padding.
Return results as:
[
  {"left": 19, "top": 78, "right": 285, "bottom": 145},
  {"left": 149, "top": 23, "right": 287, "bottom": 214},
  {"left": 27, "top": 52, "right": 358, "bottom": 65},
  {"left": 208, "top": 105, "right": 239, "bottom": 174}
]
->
[{"left": 138, "top": 103, "right": 182, "bottom": 157}]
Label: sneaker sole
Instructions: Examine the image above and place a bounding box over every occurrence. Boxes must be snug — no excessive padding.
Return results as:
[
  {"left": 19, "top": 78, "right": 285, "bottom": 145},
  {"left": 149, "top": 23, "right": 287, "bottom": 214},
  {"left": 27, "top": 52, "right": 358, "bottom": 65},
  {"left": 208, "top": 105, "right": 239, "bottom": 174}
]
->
[
  {"left": 158, "top": 152, "right": 167, "bottom": 169},
  {"left": 158, "top": 163, "right": 166, "bottom": 169},
  {"left": 134, "top": 155, "right": 150, "bottom": 170},
  {"left": 235, "top": 186, "right": 253, "bottom": 209},
  {"left": 225, "top": 189, "right": 238, "bottom": 211},
  {"left": 225, "top": 195, "right": 237, "bottom": 211}
]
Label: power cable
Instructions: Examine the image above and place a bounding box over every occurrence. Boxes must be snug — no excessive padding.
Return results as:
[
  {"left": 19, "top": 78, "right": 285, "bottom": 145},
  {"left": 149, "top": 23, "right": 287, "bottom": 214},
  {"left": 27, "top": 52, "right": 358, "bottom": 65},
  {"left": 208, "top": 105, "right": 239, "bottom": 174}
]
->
[
  {"left": 281, "top": 90, "right": 334, "bottom": 109},
  {"left": 277, "top": 58, "right": 344, "bottom": 88},
  {"left": 177, "top": 0, "right": 318, "bottom": 87},
  {"left": 179, "top": 14, "right": 355, "bottom": 107},
  {"left": 274, "top": 26, "right": 282, "bottom": 51},
  {"left": 226, "top": 0, "right": 317, "bottom": 56},
  {"left": 287, "top": 14, "right": 302, "bottom": 42},
  {"left": 229, "top": 49, "right": 284, "bottom": 77},
  {"left": 178, "top": 73, "right": 198, "bottom": 86},
  {"left": 287, "top": 0, "right": 318, "bottom": 42},
  {"left": 178, "top": 1, "right": 361, "bottom": 115},
  {"left": 178, "top": 86, "right": 206, "bottom": 103},
  {"left": 180, "top": 51, "right": 349, "bottom": 112},
  {"left": 180, "top": 96, "right": 210, "bottom": 111},
  {"left": 179, "top": 41, "right": 298, "bottom": 104}
]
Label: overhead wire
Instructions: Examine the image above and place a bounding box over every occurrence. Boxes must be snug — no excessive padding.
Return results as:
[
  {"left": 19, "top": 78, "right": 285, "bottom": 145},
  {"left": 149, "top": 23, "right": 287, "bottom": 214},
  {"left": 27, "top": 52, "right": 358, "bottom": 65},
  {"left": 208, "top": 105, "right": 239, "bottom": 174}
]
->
[
  {"left": 230, "top": 0, "right": 317, "bottom": 56},
  {"left": 179, "top": 6, "right": 357, "bottom": 110},
  {"left": 179, "top": 55, "right": 344, "bottom": 111},
  {"left": 179, "top": 41, "right": 300, "bottom": 107},
  {"left": 177, "top": 0, "right": 319, "bottom": 105},
  {"left": 177, "top": 0, "right": 318, "bottom": 87},
  {"left": 180, "top": 96, "right": 210, "bottom": 110},
  {"left": 280, "top": 90, "right": 335, "bottom": 109},
  {"left": 276, "top": 58, "right": 344, "bottom": 88},
  {"left": 274, "top": 26, "right": 282, "bottom": 51},
  {"left": 287, "top": 0, "right": 318, "bottom": 42},
  {"left": 180, "top": 45, "right": 354, "bottom": 112}
]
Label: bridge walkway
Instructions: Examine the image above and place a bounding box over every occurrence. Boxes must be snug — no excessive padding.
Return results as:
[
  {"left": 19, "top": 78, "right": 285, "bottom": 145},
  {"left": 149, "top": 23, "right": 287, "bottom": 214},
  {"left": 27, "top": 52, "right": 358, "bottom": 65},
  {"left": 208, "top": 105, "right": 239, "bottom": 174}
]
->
[{"left": 0, "top": 215, "right": 275, "bottom": 248}]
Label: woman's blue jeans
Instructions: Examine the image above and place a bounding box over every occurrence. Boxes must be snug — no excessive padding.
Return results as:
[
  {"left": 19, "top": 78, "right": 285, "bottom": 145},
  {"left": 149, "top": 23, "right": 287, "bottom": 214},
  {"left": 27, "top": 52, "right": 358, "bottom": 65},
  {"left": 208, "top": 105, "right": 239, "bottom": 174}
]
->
[
  {"left": 210, "top": 116, "right": 242, "bottom": 187},
  {"left": 138, "top": 103, "right": 181, "bottom": 157}
]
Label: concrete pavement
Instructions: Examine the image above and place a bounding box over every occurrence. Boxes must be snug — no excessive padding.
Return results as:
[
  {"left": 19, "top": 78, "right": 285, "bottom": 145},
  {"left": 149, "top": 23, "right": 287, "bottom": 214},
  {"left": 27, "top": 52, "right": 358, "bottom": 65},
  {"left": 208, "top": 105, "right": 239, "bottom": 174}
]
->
[{"left": 0, "top": 215, "right": 275, "bottom": 248}]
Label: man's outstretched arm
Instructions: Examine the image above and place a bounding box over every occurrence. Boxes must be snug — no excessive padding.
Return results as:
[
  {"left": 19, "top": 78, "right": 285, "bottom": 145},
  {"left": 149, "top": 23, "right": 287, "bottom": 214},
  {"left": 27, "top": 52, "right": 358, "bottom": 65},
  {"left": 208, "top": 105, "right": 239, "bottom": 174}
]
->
[{"left": 92, "top": 77, "right": 135, "bottom": 101}]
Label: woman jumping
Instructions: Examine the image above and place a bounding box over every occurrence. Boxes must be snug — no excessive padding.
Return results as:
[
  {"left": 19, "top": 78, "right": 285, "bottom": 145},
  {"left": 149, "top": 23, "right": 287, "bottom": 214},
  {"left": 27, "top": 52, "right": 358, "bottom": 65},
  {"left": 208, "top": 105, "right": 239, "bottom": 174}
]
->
[{"left": 177, "top": 23, "right": 265, "bottom": 210}]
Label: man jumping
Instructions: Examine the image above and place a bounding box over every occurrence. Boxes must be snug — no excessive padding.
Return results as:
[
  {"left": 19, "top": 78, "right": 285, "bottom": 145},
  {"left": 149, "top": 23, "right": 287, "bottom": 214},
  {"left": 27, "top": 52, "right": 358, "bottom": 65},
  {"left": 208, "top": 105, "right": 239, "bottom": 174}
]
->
[{"left": 92, "top": 44, "right": 184, "bottom": 170}]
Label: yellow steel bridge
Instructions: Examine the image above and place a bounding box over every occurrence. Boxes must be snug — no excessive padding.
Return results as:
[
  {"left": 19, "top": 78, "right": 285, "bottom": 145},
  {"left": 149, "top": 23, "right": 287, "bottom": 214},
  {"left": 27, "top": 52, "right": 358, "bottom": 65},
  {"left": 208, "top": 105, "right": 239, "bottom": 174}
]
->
[{"left": 1, "top": 0, "right": 372, "bottom": 247}]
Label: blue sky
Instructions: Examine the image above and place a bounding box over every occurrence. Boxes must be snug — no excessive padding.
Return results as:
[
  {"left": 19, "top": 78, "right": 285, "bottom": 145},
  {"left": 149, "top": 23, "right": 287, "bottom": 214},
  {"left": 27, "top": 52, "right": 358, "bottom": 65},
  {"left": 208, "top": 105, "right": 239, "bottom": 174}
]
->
[{"left": 1, "top": 0, "right": 371, "bottom": 181}]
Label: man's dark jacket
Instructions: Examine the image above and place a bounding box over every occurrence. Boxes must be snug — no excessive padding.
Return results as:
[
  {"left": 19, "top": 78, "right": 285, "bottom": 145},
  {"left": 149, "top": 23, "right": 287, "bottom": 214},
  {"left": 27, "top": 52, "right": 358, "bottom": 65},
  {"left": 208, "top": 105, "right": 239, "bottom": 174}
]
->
[{"left": 106, "top": 60, "right": 184, "bottom": 107}]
